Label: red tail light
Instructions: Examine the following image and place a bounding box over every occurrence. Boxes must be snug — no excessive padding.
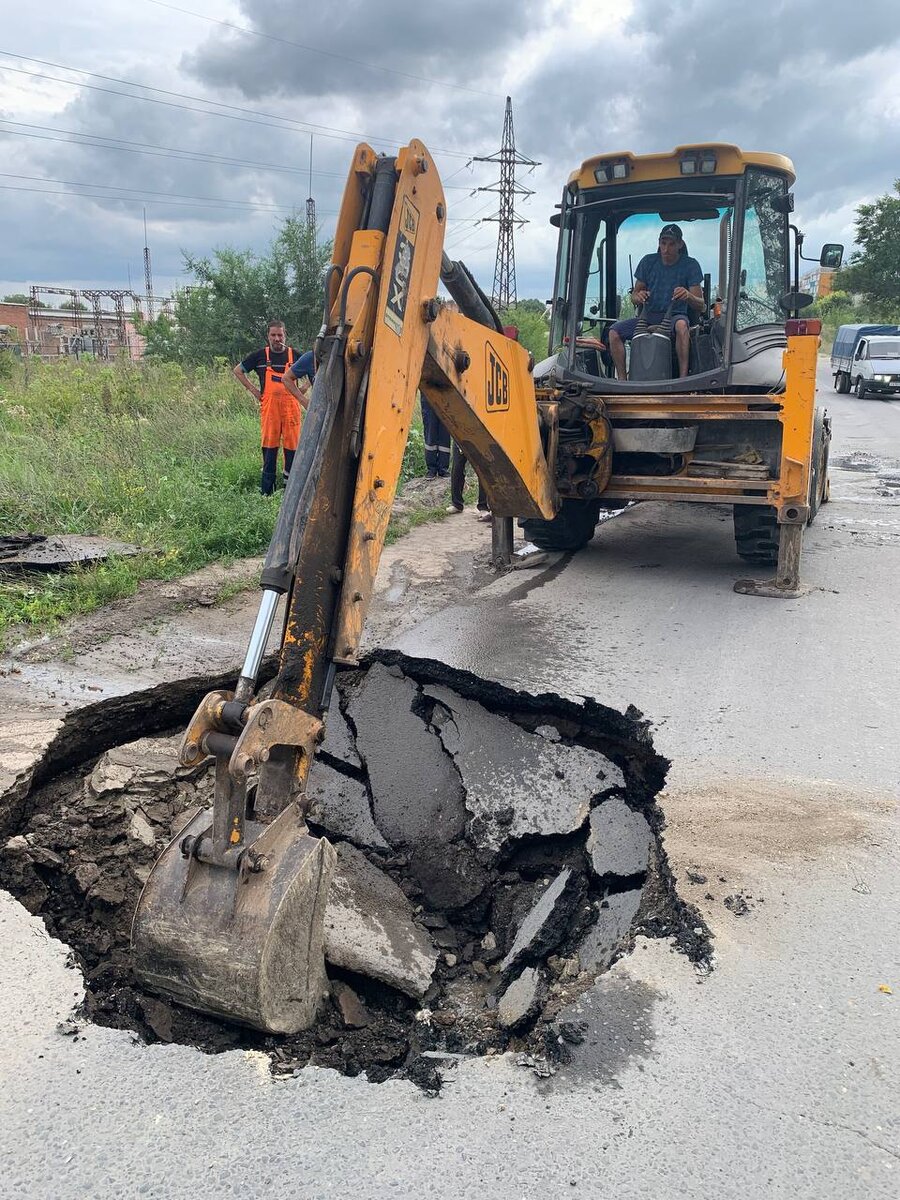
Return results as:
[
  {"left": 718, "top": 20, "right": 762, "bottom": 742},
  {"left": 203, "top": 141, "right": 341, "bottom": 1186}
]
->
[
  {"left": 503, "top": 325, "right": 520, "bottom": 341},
  {"left": 785, "top": 318, "right": 822, "bottom": 337}
]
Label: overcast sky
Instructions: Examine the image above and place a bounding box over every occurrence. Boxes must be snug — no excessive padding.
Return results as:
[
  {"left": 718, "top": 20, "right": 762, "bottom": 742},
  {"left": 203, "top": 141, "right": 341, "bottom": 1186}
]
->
[{"left": 1, "top": 0, "right": 898, "bottom": 305}]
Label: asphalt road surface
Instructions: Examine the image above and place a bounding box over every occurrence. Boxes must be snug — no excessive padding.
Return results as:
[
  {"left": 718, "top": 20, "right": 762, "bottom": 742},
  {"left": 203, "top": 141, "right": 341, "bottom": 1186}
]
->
[{"left": 1, "top": 358, "right": 897, "bottom": 1199}]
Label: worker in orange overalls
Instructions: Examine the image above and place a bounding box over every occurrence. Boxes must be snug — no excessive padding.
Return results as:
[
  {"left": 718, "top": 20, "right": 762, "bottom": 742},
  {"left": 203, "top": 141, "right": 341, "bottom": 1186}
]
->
[{"left": 233, "top": 320, "right": 308, "bottom": 494}]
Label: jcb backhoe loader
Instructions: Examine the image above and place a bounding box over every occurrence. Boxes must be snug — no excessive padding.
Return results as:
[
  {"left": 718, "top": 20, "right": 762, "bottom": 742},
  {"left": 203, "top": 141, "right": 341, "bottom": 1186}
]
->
[{"left": 132, "top": 140, "right": 838, "bottom": 1032}]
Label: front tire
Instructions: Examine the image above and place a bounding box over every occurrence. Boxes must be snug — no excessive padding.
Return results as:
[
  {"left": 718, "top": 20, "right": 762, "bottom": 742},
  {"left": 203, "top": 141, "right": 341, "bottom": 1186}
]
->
[
  {"left": 521, "top": 498, "right": 601, "bottom": 552},
  {"left": 733, "top": 504, "right": 779, "bottom": 565},
  {"left": 854, "top": 376, "right": 867, "bottom": 398}
]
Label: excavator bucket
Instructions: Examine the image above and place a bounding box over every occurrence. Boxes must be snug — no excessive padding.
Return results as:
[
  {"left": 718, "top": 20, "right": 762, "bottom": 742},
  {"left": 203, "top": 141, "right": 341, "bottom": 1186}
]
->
[
  {"left": 132, "top": 802, "right": 335, "bottom": 1034},
  {"left": 131, "top": 691, "right": 337, "bottom": 1034}
]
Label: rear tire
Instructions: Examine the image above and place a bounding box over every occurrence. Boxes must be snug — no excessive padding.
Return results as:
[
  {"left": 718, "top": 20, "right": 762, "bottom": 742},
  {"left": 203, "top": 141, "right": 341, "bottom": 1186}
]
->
[
  {"left": 835, "top": 371, "right": 851, "bottom": 394},
  {"left": 854, "top": 376, "right": 867, "bottom": 398},
  {"left": 808, "top": 408, "right": 829, "bottom": 525},
  {"left": 733, "top": 504, "right": 779, "bottom": 565},
  {"left": 521, "top": 498, "right": 601, "bottom": 552}
]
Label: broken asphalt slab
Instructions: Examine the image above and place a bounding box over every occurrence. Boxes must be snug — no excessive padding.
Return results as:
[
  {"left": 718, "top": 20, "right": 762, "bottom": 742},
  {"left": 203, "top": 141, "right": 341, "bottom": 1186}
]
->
[
  {"left": 343, "top": 663, "right": 490, "bottom": 910},
  {"left": 499, "top": 867, "right": 585, "bottom": 979},
  {"left": 498, "top": 966, "right": 546, "bottom": 1030},
  {"left": 424, "top": 683, "right": 625, "bottom": 851},
  {"left": 0, "top": 534, "right": 146, "bottom": 572},
  {"left": 587, "top": 798, "right": 653, "bottom": 880},
  {"left": 346, "top": 663, "right": 467, "bottom": 848},
  {"left": 323, "top": 842, "right": 438, "bottom": 997},
  {"left": 576, "top": 888, "right": 643, "bottom": 972},
  {"left": 306, "top": 762, "right": 389, "bottom": 853}
]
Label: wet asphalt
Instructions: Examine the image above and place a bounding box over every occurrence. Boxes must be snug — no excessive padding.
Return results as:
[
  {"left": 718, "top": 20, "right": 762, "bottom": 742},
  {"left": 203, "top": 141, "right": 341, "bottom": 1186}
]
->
[{"left": 0, "top": 360, "right": 897, "bottom": 1198}]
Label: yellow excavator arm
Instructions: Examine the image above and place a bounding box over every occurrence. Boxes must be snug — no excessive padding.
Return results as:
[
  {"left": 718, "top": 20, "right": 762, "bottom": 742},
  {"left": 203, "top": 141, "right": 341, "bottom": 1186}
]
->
[{"left": 131, "top": 140, "right": 558, "bottom": 1033}]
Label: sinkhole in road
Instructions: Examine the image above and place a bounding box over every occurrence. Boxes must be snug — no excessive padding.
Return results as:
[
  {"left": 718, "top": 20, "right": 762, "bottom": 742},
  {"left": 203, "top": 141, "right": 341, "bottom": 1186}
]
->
[{"left": 0, "top": 651, "right": 710, "bottom": 1089}]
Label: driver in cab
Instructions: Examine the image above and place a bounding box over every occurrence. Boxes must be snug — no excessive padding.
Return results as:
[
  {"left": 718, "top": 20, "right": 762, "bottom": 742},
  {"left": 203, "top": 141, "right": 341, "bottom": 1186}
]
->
[{"left": 608, "top": 224, "right": 704, "bottom": 379}]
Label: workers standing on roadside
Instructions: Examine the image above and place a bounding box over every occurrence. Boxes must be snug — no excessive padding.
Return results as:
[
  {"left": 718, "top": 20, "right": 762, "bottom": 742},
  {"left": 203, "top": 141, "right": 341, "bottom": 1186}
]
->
[
  {"left": 447, "top": 442, "right": 491, "bottom": 521},
  {"left": 233, "top": 320, "right": 308, "bottom": 495},
  {"left": 420, "top": 395, "right": 451, "bottom": 478}
]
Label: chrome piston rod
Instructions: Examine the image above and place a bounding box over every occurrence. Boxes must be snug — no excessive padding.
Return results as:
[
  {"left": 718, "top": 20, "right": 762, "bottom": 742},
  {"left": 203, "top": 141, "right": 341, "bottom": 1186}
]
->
[{"left": 234, "top": 588, "right": 280, "bottom": 703}]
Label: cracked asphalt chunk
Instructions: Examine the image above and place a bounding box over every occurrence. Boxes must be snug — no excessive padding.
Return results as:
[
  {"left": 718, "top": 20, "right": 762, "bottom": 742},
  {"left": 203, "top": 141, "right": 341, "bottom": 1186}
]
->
[
  {"left": 320, "top": 696, "right": 361, "bottom": 769},
  {"left": 576, "top": 888, "right": 643, "bottom": 972},
  {"left": 499, "top": 867, "right": 585, "bottom": 978},
  {"left": 587, "top": 798, "right": 653, "bottom": 880},
  {"left": 324, "top": 842, "right": 438, "bottom": 997},
  {"left": 346, "top": 663, "right": 467, "bottom": 847},
  {"left": 423, "top": 683, "right": 625, "bottom": 851},
  {"left": 306, "top": 763, "right": 388, "bottom": 852}
]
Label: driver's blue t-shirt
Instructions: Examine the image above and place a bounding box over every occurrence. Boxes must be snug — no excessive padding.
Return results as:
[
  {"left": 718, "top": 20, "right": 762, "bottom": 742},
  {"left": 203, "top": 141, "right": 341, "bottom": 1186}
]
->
[
  {"left": 289, "top": 349, "right": 316, "bottom": 382},
  {"left": 635, "top": 252, "right": 703, "bottom": 316}
]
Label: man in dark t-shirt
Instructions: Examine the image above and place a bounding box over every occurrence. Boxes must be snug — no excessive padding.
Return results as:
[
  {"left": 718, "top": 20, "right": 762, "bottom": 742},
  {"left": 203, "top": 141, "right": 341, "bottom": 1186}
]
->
[
  {"left": 608, "top": 225, "right": 704, "bottom": 379},
  {"left": 233, "top": 320, "right": 306, "bottom": 494}
]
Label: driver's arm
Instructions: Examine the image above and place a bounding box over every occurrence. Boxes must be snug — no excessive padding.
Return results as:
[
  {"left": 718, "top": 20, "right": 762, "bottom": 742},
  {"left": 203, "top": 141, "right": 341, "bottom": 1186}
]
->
[
  {"left": 631, "top": 278, "right": 650, "bottom": 305},
  {"left": 283, "top": 370, "right": 311, "bottom": 410},
  {"left": 673, "top": 284, "right": 705, "bottom": 311}
]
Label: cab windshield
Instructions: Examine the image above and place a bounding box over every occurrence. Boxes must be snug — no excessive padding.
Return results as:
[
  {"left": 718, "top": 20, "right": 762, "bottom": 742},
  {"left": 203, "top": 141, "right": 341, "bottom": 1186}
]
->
[
  {"left": 581, "top": 206, "right": 732, "bottom": 335},
  {"left": 867, "top": 339, "right": 900, "bottom": 358}
]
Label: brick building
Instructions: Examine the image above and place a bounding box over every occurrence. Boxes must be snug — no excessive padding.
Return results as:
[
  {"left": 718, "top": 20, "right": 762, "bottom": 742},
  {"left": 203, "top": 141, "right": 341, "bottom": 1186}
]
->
[{"left": 0, "top": 302, "right": 28, "bottom": 350}]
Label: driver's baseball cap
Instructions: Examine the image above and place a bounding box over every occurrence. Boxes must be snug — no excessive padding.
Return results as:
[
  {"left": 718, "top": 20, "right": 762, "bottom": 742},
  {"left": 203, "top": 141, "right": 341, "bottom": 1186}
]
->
[{"left": 659, "top": 223, "right": 683, "bottom": 242}]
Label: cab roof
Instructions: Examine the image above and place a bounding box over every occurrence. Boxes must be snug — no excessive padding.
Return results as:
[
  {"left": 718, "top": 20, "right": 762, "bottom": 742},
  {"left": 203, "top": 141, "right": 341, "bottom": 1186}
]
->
[{"left": 569, "top": 144, "right": 796, "bottom": 190}]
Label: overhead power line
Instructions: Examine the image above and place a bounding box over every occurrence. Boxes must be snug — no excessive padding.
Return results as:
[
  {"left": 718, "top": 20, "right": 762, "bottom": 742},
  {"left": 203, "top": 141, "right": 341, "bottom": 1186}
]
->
[
  {"left": 0, "top": 170, "right": 304, "bottom": 210},
  {"left": 0, "top": 182, "right": 315, "bottom": 216},
  {"left": 0, "top": 51, "right": 473, "bottom": 159},
  {"left": 0, "top": 169, "right": 488, "bottom": 222},
  {"left": 0, "top": 120, "right": 476, "bottom": 187},
  {"left": 144, "top": 0, "right": 502, "bottom": 100}
]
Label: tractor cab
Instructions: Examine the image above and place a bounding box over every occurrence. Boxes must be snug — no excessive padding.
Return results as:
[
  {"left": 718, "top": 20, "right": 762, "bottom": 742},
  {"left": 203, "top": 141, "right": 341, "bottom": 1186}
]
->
[{"left": 544, "top": 144, "right": 838, "bottom": 395}]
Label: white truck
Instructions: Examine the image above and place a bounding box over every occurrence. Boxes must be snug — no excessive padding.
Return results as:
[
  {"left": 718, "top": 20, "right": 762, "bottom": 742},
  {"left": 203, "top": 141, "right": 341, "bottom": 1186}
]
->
[{"left": 831, "top": 323, "right": 900, "bottom": 397}]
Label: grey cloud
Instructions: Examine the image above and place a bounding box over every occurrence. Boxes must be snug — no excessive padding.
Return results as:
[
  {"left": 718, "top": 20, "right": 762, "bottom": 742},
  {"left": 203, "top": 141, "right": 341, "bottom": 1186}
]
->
[
  {"left": 3, "top": 0, "right": 897, "bottom": 296},
  {"left": 183, "top": 0, "right": 548, "bottom": 101},
  {"left": 513, "top": 0, "right": 900, "bottom": 254}
]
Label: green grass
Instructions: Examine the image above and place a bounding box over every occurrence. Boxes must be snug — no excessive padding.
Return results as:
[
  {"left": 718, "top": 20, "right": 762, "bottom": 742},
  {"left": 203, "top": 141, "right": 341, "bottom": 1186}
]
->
[
  {"left": 0, "top": 358, "right": 281, "bottom": 642},
  {"left": 0, "top": 361, "right": 441, "bottom": 643}
]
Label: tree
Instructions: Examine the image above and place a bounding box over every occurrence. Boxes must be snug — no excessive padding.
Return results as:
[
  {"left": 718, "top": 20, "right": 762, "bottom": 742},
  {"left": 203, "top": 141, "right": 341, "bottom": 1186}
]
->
[
  {"left": 2, "top": 293, "right": 28, "bottom": 305},
  {"left": 141, "top": 218, "right": 332, "bottom": 364},
  {"left": 58, "top": 299, "right": 88, "bottom": 312},
  {"left": 835, "top": 181, "right": 900, "bottom": 316},
  {"left": 499, "top": 300, "right": 550, "bottom": 361}
]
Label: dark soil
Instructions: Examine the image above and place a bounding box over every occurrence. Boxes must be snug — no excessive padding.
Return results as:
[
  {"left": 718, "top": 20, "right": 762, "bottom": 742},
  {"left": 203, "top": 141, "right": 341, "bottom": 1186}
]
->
[{"left": 0, "top": 651, "right": 711, "bottom": 1089}]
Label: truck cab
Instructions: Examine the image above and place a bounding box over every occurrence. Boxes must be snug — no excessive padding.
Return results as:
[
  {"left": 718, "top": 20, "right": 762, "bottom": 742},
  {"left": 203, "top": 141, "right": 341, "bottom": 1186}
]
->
[
  {"left": 542, "top": 144, "right": 835, "bottom": 395},
  {"left": 844, "top": 333, "right": 900, "bottom": 397}
]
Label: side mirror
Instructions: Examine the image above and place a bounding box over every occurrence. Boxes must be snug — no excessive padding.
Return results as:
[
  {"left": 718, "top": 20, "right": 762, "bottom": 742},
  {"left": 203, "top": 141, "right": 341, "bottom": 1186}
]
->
[
  {"left": 820, "top": 243, "right": 843, "bottom": 269},
  {"left": 780, "top": 292, "right": 814, "bottom": 312}
]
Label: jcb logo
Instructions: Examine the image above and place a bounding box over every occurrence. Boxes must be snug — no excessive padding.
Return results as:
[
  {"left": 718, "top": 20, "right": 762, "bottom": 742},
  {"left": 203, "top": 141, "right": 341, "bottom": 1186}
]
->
[{"left": 485, "top": 344, "right": 510, "bottom": 412}]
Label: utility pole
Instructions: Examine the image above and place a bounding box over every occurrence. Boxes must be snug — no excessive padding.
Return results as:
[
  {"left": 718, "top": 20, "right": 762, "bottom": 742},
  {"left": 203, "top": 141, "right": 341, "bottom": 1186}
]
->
[
  {"left": 305, "top": 135, "right": 316, "bottom": 241},
  {"left": 473, "top": 97, "right": 539, "bottom": 311},
  {"left": 143, "top": 208, "right": 154, "bottom": 320}
]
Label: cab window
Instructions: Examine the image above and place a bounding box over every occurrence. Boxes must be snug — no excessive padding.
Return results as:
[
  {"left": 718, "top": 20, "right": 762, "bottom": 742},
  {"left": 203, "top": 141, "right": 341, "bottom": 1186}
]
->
[{"left": 737, "top": 169, "right": 789, "bottom": 330}]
